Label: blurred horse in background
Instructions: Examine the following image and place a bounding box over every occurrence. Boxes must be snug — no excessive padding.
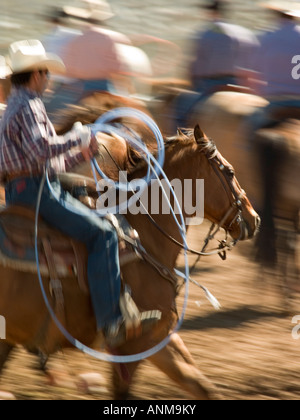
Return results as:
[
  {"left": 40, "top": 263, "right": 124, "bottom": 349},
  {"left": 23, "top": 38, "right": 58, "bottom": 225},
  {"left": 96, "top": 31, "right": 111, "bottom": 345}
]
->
[
  {"left": 184, "top": 91, "right": 300, "bottom": 303},
  {"left": 138, "top": 82, "right": 300, "bottom": 303}
]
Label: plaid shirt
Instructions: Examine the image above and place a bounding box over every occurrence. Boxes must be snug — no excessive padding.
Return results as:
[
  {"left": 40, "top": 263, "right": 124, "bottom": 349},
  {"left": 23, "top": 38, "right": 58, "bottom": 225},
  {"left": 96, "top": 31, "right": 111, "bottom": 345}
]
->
[{"left": 0, "top": 86, "right": 85, "bottom": 177}]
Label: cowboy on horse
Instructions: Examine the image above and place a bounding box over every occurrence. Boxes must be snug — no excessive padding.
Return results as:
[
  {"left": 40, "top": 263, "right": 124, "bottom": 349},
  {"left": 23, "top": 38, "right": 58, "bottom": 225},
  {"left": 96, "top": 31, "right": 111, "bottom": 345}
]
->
[{"left": 0, "top": 39, "right": 161, "bottom": 348}]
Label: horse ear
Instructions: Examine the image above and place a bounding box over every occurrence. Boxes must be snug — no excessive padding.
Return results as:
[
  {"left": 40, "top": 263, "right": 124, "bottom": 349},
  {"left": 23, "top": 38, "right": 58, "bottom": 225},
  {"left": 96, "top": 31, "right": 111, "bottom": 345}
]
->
[{"left": 194, "top": 124, "right": 206, "bottom": 144}]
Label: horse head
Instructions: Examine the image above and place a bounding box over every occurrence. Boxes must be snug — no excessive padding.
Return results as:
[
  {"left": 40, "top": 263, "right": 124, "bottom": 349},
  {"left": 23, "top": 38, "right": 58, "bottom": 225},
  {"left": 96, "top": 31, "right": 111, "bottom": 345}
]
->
[
  {"left": 192, "top": 124, "right": 260, "bottom": 241},
  {"left": 124, "top": 123, "right": 260, "bottom": 248},
  {"left": 56, "top": 101, "right": 260, "bottom": 244}
]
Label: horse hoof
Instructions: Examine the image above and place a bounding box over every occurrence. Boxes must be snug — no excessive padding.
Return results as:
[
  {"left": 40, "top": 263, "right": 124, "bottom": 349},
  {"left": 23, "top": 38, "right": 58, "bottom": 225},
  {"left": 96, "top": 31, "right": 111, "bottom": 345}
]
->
[
  {"left": 0, "top": 391, "right": 16, "bottom": 400},
  {"left": 77, "top": 372, "right": 107, "bottom": 395}
]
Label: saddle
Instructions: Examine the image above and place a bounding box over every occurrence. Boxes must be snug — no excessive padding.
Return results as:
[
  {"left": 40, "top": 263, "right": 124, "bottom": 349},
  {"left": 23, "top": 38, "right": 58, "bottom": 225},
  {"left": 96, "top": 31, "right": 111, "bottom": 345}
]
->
[
  {"left": 0, "top": 204, "right": 141, "bottom": 295},
  {"left": 0, "top": 205, "right": 90, "bottom": 293}
]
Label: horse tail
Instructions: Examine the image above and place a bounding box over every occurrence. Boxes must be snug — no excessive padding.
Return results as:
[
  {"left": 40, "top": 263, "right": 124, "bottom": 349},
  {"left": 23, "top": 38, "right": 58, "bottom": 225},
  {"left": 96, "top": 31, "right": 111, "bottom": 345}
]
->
[{"left": 253, "top": 127, "right": 288, "bottom": 268}]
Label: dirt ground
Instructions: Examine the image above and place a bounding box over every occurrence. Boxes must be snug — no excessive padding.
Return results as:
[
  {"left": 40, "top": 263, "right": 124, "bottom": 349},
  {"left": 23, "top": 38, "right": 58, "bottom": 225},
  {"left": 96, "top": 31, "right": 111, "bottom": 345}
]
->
[{"left": 1, "top": 222, "right": 300, "bottom": 401}]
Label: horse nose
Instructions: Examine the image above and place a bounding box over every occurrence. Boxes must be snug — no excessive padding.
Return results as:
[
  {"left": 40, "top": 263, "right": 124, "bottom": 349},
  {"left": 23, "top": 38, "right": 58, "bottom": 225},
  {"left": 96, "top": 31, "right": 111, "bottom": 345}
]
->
[
  {"left": 255, "top": 215, "right": 261, "bottom": 236},
  {"left": 249, "top": 214, "right": 261, "bottom": 239},
  {"left": 241, "top": 214, "right": 260, "bottom": 241}
]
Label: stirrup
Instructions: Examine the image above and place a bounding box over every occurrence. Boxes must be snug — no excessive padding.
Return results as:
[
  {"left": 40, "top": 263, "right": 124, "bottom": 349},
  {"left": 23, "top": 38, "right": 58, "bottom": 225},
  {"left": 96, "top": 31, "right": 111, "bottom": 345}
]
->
[
  {"left": 119, "top": 287, "right": 141, "bottom": 331},
  {"left": 104, "top": 310, "right": 162, "bottom": 348},
  {"left": 103, "top": 287, "right": 162, "bottom": 348}
]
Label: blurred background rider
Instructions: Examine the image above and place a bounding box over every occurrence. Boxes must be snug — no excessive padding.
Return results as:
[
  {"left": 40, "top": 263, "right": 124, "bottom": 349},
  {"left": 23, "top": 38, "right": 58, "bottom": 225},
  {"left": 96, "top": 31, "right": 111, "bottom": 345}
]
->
[
  {"left": 42, "top": 0, "right": 152, "bottom": 122},
  {"left": 245, "top": 1, "right": 300, "bottom": 131},
  {"left": 173, "top": 0, "right": 258, "bottom": 131}
]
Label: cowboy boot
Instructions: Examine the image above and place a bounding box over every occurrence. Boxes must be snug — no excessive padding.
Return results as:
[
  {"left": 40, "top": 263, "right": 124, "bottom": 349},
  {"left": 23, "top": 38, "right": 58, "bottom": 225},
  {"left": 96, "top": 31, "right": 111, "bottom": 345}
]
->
[{"left": 103, "top": 287, "right": 162, "bottom": 348}]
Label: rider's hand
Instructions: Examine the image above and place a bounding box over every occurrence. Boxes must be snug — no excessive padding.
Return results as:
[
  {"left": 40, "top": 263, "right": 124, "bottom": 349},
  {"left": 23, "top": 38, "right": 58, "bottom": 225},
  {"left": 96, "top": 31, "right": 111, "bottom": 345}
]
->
[
  {"left": 81, "top": 147, "right": 92, "bottom": 161},
  {"left": 81, "top": 134, "right": 98, "bottom": 161},
  {"left": 89, "top": 135, "right": 99, "bottom": 155}
]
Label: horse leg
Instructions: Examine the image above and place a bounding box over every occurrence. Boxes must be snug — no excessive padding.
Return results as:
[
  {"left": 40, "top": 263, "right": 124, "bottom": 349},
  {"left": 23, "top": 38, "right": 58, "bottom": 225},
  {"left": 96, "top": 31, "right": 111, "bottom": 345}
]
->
[
  {"left": 148, "top": 333, "right": 220, "bottom": 400},
  {"left": 112, "top": 361, "right": 141, "bottom": 400},
  {"left": 0, "top": 342, "right": 14, "bottom": 375},
  {"left": 0, "top": 342, "right": 16, "bottom": 399}
]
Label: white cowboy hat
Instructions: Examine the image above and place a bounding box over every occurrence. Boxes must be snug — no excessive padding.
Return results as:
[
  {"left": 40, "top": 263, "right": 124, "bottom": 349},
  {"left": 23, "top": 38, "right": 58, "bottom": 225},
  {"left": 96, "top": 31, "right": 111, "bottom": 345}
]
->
[
  {"left": 260, "top": 1, "right": 300, "bottom": 15},
  {"left": 0, "top": 55, "right": 11, "bottom": 78},
  {"left": 286, "top": 9, "right": 300, "bottom": 18},
  {"left": 7, "top": 39, "right": 65, "bottom": 75},
  {"left": 62, "top": 0, "right": 114, "bottom": 24}
]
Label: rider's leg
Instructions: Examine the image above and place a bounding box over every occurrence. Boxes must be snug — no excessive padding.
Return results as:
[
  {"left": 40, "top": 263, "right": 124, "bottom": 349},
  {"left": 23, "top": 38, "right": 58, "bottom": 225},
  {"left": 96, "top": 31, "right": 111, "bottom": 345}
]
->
[{"left": 5, "top": 176, "right": 122, "bottom": 328}]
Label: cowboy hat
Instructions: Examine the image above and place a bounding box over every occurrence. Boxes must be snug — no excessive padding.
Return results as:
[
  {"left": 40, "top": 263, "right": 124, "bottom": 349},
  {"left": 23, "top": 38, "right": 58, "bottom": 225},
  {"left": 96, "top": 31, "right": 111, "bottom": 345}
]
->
[
  {"left": 286, "top": 8, "right": 300, "bottom": 18},
  {"left": 260, "top": 1, "right": 300, "bottom": 15},
  {"left": 202, "top": 0, "right": 228, "bottom": 12},
  {"left": 7, "top": 39, "right": 65, "bottom": 75}
]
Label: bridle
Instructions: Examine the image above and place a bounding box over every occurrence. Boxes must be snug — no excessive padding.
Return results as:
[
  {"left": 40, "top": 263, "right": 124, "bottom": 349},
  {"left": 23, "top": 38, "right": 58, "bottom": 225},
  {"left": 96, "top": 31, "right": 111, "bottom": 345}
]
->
[
  {"left": 193, "top": 145, "right": 247, "bottom": 264},
  {"left": 207, "top": 148, "right": 247, "bottom": 239},
  {"left": 150, "top": 142, "right": 247, "bottom": 265},
  {"left": 99, "top": 137, "right": 248, "bottom": 263}
]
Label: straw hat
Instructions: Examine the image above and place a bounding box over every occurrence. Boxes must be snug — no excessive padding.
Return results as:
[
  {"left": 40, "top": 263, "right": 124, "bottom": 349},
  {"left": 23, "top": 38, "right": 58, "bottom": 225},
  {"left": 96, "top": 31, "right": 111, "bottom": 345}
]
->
[
  {"left": 286, "top": 9, "right": 300, "bottom": 17},
  {"left": 6, "top": 39, "right": 65, "bottom": 75},
  {"left": 0, "top": 55, "right": 11, "bottom": 78},
  {"left": 202, "top": 0, "right": 228, "bottom": 12},
  {"left": 62, "top": 0, "right": 114, "bottom": 24}
]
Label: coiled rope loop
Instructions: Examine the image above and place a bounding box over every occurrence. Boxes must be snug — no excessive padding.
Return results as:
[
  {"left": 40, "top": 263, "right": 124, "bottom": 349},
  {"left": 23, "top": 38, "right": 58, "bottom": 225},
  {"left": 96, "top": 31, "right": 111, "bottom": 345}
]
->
[{"left": 35, "top": 108, "right": 190, "bottom": 363}]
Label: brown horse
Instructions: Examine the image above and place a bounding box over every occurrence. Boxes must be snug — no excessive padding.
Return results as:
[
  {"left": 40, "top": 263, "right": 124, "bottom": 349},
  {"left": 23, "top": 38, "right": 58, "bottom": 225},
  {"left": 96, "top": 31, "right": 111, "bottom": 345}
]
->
[
  {"left": 143, "top": 86, "right": 299, "bottom": 295},
  {"left": 0, "top": 119, "right": 259, "bottom": 399}
]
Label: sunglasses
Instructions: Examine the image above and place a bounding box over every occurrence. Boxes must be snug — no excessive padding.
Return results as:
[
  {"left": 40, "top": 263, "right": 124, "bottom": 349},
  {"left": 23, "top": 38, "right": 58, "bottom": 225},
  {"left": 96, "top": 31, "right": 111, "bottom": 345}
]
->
[{"left": 38, "top": 69, "right": 50, "bottom": 78}]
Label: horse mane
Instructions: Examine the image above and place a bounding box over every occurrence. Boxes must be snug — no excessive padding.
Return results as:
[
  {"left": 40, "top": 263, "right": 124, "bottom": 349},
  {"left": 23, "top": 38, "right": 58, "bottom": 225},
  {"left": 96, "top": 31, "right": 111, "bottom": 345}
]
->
[
  {"left": 168, "top": 128, "right": 218, "bottom": 159},
  {"left": 125, "top": 127, "right": 218, "bottom": 178}
]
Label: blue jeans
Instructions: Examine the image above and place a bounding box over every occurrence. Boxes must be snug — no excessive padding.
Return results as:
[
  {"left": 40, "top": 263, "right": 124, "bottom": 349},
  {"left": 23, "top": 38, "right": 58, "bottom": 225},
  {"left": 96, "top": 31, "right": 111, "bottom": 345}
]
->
[{"left": 5, "top": 176, "right": 122, "bottom": 330}]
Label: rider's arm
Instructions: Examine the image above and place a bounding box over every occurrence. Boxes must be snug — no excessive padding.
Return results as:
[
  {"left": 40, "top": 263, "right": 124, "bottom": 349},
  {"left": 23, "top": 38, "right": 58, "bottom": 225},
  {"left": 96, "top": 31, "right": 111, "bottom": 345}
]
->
[
  {"left": 64, "top": 133, "right": 99, "bottom": 171},
  {"left": 18, "top": 98, "right": 88, "bottom": 166}
]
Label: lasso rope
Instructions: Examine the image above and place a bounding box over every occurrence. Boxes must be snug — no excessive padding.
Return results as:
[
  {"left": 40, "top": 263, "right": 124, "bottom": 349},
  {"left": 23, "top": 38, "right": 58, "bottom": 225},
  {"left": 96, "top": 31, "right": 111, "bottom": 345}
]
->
[
  {"left": 90, "top": 107, "right": 165, "bottom": 188},
  {"left": 35, "top": 108, "right": 191, "bottom": 363}
]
